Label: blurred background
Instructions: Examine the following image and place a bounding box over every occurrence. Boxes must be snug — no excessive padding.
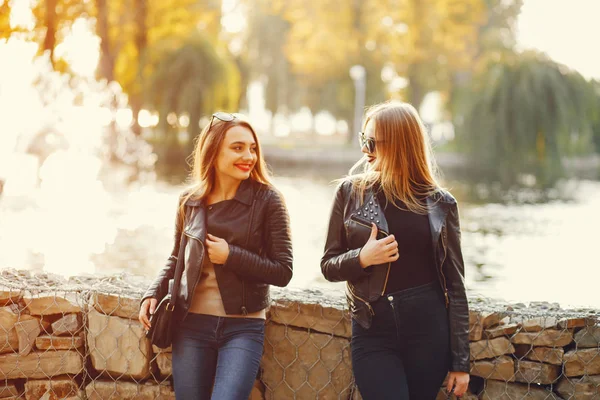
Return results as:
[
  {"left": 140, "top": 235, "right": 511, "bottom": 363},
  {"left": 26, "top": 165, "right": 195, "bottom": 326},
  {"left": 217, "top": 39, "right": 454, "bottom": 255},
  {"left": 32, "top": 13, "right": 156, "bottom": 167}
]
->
[{"left": 0, "top": 0, "right": 598, "bottom": 307}]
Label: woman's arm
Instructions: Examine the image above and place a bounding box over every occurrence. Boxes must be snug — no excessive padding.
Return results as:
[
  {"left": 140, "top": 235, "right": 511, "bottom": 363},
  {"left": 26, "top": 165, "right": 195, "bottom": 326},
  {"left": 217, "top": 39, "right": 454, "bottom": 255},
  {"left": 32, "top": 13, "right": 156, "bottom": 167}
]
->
[
  {"left": 320, "top": 182, "right": 371, "bottom": 282},
  {"left": 222, "top": 189, "right": 293, "bottom": 287},
  {"left": 444, "top": 201, "right": 470, "bottom": 373},
  {"left": 141, "top": 198, "right": 183, "bottom": 303}
]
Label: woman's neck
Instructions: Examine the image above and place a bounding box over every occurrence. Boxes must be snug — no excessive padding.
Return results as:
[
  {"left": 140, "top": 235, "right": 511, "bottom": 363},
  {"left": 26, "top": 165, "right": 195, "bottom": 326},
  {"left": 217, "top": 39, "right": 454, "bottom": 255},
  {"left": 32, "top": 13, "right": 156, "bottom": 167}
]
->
[{"left": 210, "top": 174, "right": 242, "bottom": 203}]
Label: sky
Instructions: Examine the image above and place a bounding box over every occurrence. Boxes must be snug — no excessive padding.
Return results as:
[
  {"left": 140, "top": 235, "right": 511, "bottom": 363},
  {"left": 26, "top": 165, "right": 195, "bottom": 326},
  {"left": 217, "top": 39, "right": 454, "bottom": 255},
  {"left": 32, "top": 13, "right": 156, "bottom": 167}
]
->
[{"left": 516, "top": 0, "right": 600, "bottom": 79}]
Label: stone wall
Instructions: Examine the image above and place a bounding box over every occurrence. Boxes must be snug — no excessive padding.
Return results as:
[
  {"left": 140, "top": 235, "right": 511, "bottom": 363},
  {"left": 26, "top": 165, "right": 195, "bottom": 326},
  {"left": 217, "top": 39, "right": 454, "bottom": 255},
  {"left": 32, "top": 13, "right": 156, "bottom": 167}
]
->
[{"left": 0, "top": 270, "right": 598, "bottom": 399}]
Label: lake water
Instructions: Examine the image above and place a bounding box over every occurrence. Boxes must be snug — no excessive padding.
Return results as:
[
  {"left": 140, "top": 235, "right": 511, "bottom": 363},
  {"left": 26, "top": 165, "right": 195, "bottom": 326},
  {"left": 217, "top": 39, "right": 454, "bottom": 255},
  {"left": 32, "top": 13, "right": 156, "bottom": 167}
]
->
[{"left": 0, "top": 174, "right": 597, "bottom": 309}]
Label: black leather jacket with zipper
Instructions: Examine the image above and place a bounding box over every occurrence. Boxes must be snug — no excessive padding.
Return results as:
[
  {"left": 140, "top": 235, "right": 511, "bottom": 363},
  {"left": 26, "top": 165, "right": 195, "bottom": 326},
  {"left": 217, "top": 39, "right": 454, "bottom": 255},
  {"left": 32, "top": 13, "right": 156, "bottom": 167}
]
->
[
  {"left": 142, "top": 179, "right": 293, "bottom": 324},
  {"left": 320, "top": 180, "right": 470, "bottom": 373}
]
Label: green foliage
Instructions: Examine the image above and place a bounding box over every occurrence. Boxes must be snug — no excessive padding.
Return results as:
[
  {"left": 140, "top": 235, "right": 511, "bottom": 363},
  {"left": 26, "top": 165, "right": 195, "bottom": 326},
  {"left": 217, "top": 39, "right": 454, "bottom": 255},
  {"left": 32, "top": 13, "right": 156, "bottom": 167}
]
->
[
  {"left": 145, "top": 34, "right": 241, "bottom": 157},
  {"left": 590, "top": 80, "right": 600, "bottom": 153},
  {"left": 461, "top": 51, "right": 597, "bottom": 187}
]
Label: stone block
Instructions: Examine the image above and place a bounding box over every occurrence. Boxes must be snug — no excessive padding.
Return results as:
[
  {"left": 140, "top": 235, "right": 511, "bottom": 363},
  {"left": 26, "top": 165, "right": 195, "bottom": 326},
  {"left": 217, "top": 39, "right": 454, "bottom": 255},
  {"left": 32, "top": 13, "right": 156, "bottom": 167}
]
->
[
  {"left": 262, "top": 323, "right": 353, "bottom": 400},
  {"left": 480, "top": 380, "right": 561, "bottom": 399},
  {"left": 564, "top": 348, "right": 600, "bottom": 377},
  {"left": 24, "top": 378, "right": 80, "bottom": 400},
  {"left": 574, "top": 326, "right": 600, "bottom": 348},
  {"left": 87, "top": 310, "right": 151, "bottom": 380},
  {"left": 24, "top": 296, "right": 81, "bottom": 316},
  {"left": 470, "top": 355, "right": 515, "bottom": 381},
  {"left": 86, "top": 381, "right": 174, "bottom": 400},
  {"left": 92, "top": 293, "right": 140, "bottom": 320},
  {"left": 0, "top": 351, "right": 84, "bottom": 379},
  {"left": 470, "top": 337, "right": 515, "bottom": 360},
  {"left": 35, "top": 334, "right": 84, "bottom": 350},
  {"left": 51, "top": 314, "right": 82, "bottom": 336},
  {"left": 511, "top": 329, "right": 573, "bottom": 347},
  {"left": 514, "top": 345, "right": 563, "bottom": 365},
  {"left": 556, "top": 375, "right": 600, "bottom": 399},
  {"left": 514, "top": 360, "right": 560, "bottom": 384}
]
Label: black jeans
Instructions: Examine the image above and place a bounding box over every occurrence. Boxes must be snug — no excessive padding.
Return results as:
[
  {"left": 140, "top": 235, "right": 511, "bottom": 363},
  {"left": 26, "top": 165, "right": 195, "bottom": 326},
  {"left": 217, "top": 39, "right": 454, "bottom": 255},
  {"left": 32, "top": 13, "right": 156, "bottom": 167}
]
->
[{"left": 351, "top": 282, "right": 451, "bottom": 400}]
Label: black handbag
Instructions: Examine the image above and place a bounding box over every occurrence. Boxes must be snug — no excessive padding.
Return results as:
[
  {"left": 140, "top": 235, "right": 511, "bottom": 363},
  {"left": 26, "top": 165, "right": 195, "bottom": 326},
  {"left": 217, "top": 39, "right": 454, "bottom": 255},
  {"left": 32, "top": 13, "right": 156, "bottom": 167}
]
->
[{"left": 146, "top": 231, "right": 186, "bottom": 349}]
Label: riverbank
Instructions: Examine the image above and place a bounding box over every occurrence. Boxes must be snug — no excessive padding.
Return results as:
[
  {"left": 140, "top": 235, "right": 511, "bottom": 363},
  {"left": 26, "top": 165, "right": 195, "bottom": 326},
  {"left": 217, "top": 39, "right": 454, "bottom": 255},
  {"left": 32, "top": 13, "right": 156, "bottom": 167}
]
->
[{"left": 261, "top": 142, "right": 600, "bottom": 181}]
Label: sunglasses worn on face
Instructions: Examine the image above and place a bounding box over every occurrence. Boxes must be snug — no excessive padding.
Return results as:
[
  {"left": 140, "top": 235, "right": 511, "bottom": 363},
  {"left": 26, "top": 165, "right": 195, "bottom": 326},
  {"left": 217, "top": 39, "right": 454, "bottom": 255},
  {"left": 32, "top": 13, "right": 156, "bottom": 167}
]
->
[
  {"left": 208, "top": 111, "right": 241, "bottom": 131},
  {"left": 358, "top": 131, "right": 376, "bottom": 153}
]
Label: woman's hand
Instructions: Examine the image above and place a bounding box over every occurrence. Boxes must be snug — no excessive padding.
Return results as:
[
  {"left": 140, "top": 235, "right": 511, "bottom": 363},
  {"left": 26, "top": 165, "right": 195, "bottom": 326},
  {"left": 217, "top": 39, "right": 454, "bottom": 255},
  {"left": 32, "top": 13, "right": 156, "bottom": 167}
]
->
[
  {"left": 358, "top": 223, "right": 399, "bottom": 268},
  {"left": 206, "top": 233, "right": 230, "bottom": 264},
  {"left": 447, "top": 371, "right": 469, "bottom": 397},
  {"left": 139, "top": 298, "right": 157, "bottom": 331}
]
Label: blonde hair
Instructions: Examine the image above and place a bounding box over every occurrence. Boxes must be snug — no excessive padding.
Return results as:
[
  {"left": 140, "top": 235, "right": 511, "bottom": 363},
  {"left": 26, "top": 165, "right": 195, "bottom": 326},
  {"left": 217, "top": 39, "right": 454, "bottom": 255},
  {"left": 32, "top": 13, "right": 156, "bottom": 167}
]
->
[
  {"left": 179, "top": 115, "right": 271, "bottom": 219},
  {"left": 348, "top": 101, "right": 442, "bottom": 214}
]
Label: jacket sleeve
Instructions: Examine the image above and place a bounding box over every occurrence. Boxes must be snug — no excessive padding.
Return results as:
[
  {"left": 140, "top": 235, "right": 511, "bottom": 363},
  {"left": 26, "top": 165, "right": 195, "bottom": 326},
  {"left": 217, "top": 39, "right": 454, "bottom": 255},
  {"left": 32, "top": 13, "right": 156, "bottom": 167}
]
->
[
  {"left": 141, "top": 198, "right": 183, "bottom": 303},
  {"left": 320, "top": 182, "right": 370, "bottom": 282},
  {"left": 223, "top": 189, "right": 293, "bottom": 287},
  {"left": 444, "top": 201, "right": 471, "bottom": 373}
]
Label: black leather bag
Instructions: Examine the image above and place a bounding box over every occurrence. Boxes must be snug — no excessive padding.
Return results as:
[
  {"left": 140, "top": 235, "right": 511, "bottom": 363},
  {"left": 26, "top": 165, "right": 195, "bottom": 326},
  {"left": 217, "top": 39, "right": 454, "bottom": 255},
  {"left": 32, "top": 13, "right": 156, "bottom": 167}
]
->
[
  {"left": 146, "top": 287, "right": 175, "bottom": 349},
  {"left": 146, "top": 230, "right": 186, "bottom": 349}
]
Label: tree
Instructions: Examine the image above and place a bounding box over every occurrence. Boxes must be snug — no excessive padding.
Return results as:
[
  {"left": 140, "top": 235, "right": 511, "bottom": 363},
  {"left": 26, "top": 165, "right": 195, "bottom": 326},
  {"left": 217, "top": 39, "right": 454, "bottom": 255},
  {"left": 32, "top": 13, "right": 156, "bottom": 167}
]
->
[
  {"left": 91, "top": 0, "right": 222, "bottom": 134},
  {"left": 30, "top": 0, "right": 87, "bottom": 68},
  {"left": 95, "top": 0, "right": 114, "bottom": 81},
  {"left": 145, "top": 34, "right": 241, "bottom": 166},
  {"left": 473, "top": 0, "right": 523, "bottom": 63},
  {"left": 243, "top": 1, "right": 297, "bottom": 116},
  {"left": 245, "top": 0, "right": 386, "bottom": 137},
  {"left": 582, "top": 79, "right": 600, "bottom": 154},
  {"left": 449, "top": 0, "right": 523, "bottom": 131},
  {"left": 361, "top": 0, "right": 486, "bottom": 109},
  {"left": 462, "top": 51, "right": 597, "bottom": 187},
  {"left": 0, "top": 0, "right": 14, "bottom": 40}
]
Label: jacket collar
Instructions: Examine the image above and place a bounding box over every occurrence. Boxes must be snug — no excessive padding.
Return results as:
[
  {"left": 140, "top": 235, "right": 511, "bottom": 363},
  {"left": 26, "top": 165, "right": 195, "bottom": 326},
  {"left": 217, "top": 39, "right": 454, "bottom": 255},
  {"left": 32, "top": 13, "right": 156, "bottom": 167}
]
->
[
  {"left": 184, "top": 178, "right": 255, "bottom": 207},
  {"left": 232, "top": 178, "right": 255, "bottom": 206},
  {"left": 360, "top": 185, "right": 452, "bottom": 249}
]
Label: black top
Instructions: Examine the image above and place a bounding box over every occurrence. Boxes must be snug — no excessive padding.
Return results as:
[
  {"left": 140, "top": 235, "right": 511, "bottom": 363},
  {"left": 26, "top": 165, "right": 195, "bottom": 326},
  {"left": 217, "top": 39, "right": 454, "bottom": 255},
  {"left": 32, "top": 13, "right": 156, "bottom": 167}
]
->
[
  {"left": 206, "top": 198, "right": 247, "bottom": 247},
  {"left": 205, "top": 179, "right": 256, "bottom": 247},
  {"left": 378, "top": 192, "right": 437, "bottom": 294}
]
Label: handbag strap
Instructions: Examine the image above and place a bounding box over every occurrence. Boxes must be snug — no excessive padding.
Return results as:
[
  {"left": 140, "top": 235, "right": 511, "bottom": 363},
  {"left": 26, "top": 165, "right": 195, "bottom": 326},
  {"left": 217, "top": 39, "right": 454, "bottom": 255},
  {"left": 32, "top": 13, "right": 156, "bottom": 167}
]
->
[{"left": 167, "top": 210, "right": 188, "bottom": 311}]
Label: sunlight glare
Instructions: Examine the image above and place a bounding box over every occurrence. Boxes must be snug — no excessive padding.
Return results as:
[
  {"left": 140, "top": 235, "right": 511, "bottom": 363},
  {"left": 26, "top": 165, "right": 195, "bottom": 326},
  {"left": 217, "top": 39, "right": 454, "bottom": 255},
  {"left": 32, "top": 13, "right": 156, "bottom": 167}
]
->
[{"left": 54, "top": 18, "right": 100, "bottom": 77}]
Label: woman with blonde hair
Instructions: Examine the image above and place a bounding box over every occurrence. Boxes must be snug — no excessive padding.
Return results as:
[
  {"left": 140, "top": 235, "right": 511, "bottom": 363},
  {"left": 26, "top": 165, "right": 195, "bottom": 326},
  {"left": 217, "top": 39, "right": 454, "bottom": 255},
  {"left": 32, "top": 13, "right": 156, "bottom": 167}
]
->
[
  {"left": 321, "top": 102, "right": 470, "bottom": 399},
  {"left": 139, "top": 112, "right": 293, "bottom": 399}
]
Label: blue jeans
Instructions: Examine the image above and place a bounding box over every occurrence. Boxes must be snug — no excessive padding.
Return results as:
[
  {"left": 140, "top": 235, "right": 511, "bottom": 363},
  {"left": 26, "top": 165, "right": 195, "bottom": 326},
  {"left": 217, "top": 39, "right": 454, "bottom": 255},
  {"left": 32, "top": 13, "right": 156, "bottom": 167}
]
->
[
  {"left": 172, "top": 313, "right": 265, "bottom": 400},
  {"left": 351, "top": 282, "right": 450, "bottom": 400}
]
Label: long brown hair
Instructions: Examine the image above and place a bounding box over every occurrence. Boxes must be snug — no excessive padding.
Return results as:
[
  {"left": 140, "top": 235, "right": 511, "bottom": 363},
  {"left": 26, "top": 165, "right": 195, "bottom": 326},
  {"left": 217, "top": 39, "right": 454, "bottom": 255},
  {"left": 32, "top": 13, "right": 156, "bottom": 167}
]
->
[
  {"left": 179, "top": 115, "right": 271, "bottom": 219},
  {"left": 348, "top": 101, "right": 442, "bottom": 214}
]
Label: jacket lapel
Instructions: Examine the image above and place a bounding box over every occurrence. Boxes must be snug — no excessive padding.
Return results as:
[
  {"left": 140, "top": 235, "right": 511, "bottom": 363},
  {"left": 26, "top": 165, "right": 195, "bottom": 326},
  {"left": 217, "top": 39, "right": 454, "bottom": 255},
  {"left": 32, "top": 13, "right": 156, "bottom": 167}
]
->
[
  {"left": 356, "top": 190, "right": 389, "bottom": 234},
  {"left": 183, "top": 203, "right": 207, "bottom": 242}
]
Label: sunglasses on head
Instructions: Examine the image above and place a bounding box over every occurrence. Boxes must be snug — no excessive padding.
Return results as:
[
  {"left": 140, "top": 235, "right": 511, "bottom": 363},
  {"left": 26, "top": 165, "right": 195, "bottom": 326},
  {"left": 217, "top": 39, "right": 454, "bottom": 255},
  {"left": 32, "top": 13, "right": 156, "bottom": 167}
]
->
[
  {"left": 358, "top": 131, "right": 376, "bottom": 153},
  {"left": 208, "top": 111, "right": 242, "bottom": 131}
]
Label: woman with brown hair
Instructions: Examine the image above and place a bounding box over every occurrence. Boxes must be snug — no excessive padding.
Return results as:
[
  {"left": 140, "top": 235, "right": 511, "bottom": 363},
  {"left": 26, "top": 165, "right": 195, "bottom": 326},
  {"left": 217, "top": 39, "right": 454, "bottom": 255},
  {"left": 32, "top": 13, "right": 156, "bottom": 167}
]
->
[
  {"left": 139, "top": 112, "right": 293, "bottom": 399},
  {"left": 321, "top": 102, "right": 470, "bottom": 399}
]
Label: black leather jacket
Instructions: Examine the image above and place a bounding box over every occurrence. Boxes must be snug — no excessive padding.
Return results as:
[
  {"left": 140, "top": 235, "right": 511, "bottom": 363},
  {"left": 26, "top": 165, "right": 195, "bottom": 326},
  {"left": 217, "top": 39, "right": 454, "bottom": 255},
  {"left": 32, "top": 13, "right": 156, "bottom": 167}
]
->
[
  {"left": 142, "top": 179, "right": 293, "bottom": 323},
  {"left": 321, "top": 180, "right": 470, "bottom": 373}
]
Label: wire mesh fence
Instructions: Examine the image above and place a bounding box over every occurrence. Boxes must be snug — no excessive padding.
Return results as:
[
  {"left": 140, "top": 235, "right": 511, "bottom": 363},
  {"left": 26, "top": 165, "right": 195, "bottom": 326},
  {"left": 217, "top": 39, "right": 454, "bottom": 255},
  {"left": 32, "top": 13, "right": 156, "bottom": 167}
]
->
[{"left": 0, "top": 268, "right": 598, "bottom": 399}]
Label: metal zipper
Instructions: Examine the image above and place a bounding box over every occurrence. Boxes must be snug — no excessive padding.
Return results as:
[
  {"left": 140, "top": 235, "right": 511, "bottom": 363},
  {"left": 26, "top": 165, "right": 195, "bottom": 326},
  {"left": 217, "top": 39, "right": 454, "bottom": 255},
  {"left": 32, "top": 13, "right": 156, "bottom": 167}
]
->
[
  {"left": 240, "top": 199, "right": 256, "bottom": 316},
  {"left": 183, "top": 231, "right": 205, "bottom": 317},
  {"left": 388, "top": 296, "right": 399, "bottom": 337},
  {"left": 347, "top": 283, "right": 374, "bottom": 316},
  {"left": 440, "top": 225, "right": 450, "bottom": 308},
  {"left": 349, "top": 215, "right": 392, "bottom": 295}
]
